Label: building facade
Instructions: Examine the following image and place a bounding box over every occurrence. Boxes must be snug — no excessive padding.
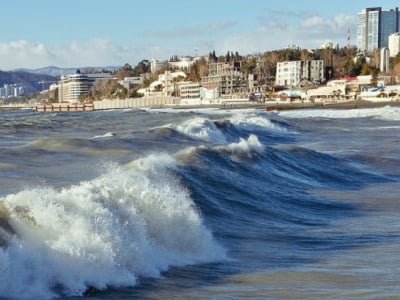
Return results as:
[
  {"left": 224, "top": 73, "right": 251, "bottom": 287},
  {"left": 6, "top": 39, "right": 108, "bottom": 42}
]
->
[
  {"left": 178, "top": 82, "right": 201, "bottom": 99},
  {"left": 201, "top": 62, "right": 246, "bottom": 95},
  {"left": 58, "top": 71, "right": 111, "bottom": 103},
  {"left": 150, "top": 59, "right": 168, "bottom": 74},
  {"left": 380, "top": 48, "right": 390, "bottom": 73},
  {"left": 357, "top": 7, "right": 400, "bottom": 52},
  {"left": 0, "top": 84, "right": 24, "bottom": 98},
  {"left": 275, "top": 60, "right": 324, "bottom": 87},
  {"left": 388, "top": 32, "right": 400, "bottom": 57}
]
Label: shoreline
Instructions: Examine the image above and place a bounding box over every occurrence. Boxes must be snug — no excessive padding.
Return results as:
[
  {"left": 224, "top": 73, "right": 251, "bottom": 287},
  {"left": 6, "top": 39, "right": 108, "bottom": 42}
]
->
[
  {"left": 170, "top": 99, "right": 400, "bottom": 111},
  {"left": 3, "top": 99, "right": 400, "bottom": 113}
]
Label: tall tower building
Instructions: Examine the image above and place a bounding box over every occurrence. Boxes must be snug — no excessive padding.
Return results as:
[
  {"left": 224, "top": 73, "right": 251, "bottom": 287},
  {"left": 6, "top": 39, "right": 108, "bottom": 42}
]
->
[{"left": 357, "top": 7, "right": 400, "bottom": 52}]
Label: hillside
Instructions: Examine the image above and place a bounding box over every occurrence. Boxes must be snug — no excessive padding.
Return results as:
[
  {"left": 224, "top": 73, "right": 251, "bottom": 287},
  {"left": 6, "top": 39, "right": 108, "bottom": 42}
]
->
[{"left": 0, "top": 71, "right": 58, "bottom": 94}]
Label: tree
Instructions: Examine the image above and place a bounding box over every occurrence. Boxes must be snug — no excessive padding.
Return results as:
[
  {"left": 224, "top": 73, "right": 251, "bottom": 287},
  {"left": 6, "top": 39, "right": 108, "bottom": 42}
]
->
[
  {"left": 114, "top": 63, "right": 134, "bottom": 80},
  {"left": 225, "top": 51, "right": 231, "bottom": 62},
  {"left": 88, "top": 78, "right": 127, "bottom": 100},
  {"left": 131, "top": 60, "right": 150, "bottom": 76},
  {"left": 242, "top": 57, "right": 258, "bottom": 77},
  {"left": 360, "top": 63, "right": 376, "bottom": 75},
  {"left": 208, "top": 50, "right": 217, "bottom": 63}
]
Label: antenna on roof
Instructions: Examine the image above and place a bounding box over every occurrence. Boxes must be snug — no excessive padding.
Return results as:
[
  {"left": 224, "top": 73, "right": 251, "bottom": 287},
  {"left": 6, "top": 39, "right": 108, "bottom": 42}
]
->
[{"left": 346, "top": 28, "right": 351, "bottom": 49}]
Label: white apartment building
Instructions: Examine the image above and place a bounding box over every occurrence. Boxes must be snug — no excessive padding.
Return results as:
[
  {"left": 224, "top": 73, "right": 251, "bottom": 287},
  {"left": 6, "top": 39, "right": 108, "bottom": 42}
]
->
[
  {"left": 388, "top": 32, "right": 400, "bottom": 57},
  {"left": 118, "top": 76, "right": 143, "bottom": 90},
  {"left": 179, "top": 82, "right": 200, "bottom": 99},
  {"left": 275, "top": 60, "right": 324, "bottom": 87},
  {"left": 169, "top": 56, "right": 197, "bottom": 70},
  {"left": 150, "top": 59, "right": 168, "bottom": 73}
]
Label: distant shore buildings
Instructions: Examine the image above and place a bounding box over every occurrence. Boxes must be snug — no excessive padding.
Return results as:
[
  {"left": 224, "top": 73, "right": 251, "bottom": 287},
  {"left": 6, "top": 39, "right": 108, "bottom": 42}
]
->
[
  {"left": 43, "top": 5, "right": 400, "bottom": 107},
  {"left": 0, "top": 84, "right": 24, "bottom": 98}
]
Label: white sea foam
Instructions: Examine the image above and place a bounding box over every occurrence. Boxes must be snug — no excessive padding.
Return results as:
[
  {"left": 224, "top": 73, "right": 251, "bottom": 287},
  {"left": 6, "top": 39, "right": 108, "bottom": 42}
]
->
[
  {"left": 0, "top": 154, "right": 225, "bottom": 299},
  {"left": 167, "top": 117, "right": 227, "bottom": 143},
  {"left": 218, "top": 134, "right": 265, "bottom": 158},
  {"left": 90, "top": 132, "right": 115, "bottom": 139},
  {"left": 278, "top": 105, "right": 400, "bottom": 121},
  {"left": 150, "top": 107, "right": 220, "bottom": 114},
  {"left": 229, "top": 111, "right": 287, "bottom": 131}
]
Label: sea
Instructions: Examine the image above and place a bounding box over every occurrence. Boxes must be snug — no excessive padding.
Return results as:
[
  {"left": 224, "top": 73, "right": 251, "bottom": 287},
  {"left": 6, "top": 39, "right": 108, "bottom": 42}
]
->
[{"left": 0, "top": 105, "right": 400, "bottom": 300}]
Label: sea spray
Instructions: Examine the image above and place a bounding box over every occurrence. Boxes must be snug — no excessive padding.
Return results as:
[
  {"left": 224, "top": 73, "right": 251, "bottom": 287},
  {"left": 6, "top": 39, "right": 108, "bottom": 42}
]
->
[
  {"left": 168, "top": 117, "right": 227, "bottom": 143},
  {"left": 278, "top": 105, "right": 400, "bottom": 121},
  {"left": 0, "top": 153, "right": 225, "bottom": 299},
  {"left": 216, "top": 134, "right": 265, "bottom": 160}
]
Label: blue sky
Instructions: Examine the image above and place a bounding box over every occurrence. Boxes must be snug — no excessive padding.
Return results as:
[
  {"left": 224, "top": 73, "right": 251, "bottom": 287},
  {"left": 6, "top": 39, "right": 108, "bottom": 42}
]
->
[{"left": 0, "top": 0, "right": 398, "bottom": 70}]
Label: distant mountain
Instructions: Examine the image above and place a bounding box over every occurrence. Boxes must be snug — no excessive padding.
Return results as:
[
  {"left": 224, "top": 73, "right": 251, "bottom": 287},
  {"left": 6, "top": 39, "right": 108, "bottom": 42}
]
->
[
  {"left": 0, "top": 71, "right": 58, "bottom": 94},
  {"left": 14, "top": 66, "right": 119, "bottom": 77}
]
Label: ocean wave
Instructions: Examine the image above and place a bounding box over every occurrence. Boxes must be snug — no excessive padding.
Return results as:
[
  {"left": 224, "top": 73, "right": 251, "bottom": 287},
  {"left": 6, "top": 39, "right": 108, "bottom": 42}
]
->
[
  {"left": 165, "top": 117, "right": 227, "bottom": 143},
  {"left": 0, "top": 153, "right": 225, "bottom": 299},
  {"left": 217, "top": 134, "right": 265, "bottom": 159},
  {"left": 229, "top": 111, "right": 288, "bottom": 132}
]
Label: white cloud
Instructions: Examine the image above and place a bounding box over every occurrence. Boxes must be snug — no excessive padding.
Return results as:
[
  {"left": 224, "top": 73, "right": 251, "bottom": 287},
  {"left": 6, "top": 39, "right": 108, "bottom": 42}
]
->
[
  {"left": 0, "top": 13, "right": 356, "bottom": 70},
  {"left": 0, "top": 39, "right": 138, "bottom": 70},
  {"left": 0, "top": 40, "right": 60, "bottom": 70},
  {"left": 217, "top": 13, "right": 356, "bottom": 54}
]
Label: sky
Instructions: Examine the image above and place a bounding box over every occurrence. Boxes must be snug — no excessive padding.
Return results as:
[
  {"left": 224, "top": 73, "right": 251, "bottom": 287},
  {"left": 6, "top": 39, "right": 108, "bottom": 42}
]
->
[{"left": 0, "top": 0, "right": 398, "bottom": 70}]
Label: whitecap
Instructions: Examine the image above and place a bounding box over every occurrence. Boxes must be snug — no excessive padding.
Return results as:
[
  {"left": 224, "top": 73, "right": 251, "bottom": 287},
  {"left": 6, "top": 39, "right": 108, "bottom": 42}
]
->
[
  {"left": 278, "top": 105, "right": 400, "bottom": 121},
  {"left": 90, "top": 132, "right": 115, "bottom": 139},
  {"left": 0, "top": 153, "right": 225, "bottom": 299},
  {"left": 166, "top": 117, "right": 227, "bottom": 143}
]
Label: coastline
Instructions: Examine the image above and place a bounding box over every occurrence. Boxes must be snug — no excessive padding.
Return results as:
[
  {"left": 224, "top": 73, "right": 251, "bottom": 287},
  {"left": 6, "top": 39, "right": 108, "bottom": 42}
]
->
[
  {"left": 266, "top": 99, "right": 400, "bottom": 110},
  {"left": 170, "top": 99, "right": 400, "bottom": 111},
  {"left": 3, "top": 99, "right": 400, "bottom": 113}
]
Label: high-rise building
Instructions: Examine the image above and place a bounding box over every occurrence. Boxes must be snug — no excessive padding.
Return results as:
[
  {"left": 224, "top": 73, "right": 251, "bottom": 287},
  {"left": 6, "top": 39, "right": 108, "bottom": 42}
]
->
[{"left": 357, "top": 7, "right": 400, "bottom": 52}]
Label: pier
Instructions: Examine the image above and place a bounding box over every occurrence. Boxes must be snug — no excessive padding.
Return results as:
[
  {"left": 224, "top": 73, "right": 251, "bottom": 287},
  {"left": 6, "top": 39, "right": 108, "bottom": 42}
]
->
[{"left": 34, "top": 103, "right": 94, "bottom": 112}]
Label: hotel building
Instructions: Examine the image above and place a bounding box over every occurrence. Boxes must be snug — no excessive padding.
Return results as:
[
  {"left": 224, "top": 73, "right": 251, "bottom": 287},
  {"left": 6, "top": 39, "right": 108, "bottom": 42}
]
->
[
  {"left": 58, "top": 71, "right": 111, "bottom": 103},
  {"left": 357, "top": 7, "right": 400, "bottom": 52}
]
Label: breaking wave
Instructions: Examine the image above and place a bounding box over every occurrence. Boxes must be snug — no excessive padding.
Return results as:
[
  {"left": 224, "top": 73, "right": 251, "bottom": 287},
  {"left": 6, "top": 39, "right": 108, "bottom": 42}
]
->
[{"left": 0, "top": 154, "right": 225, "bottom": 299}]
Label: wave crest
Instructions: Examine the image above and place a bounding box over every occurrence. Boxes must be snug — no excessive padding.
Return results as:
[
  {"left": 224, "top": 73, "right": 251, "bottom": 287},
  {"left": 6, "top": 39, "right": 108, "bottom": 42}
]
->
[{"left": 0, "top": 154, "right": 225, "bottom": 299}]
